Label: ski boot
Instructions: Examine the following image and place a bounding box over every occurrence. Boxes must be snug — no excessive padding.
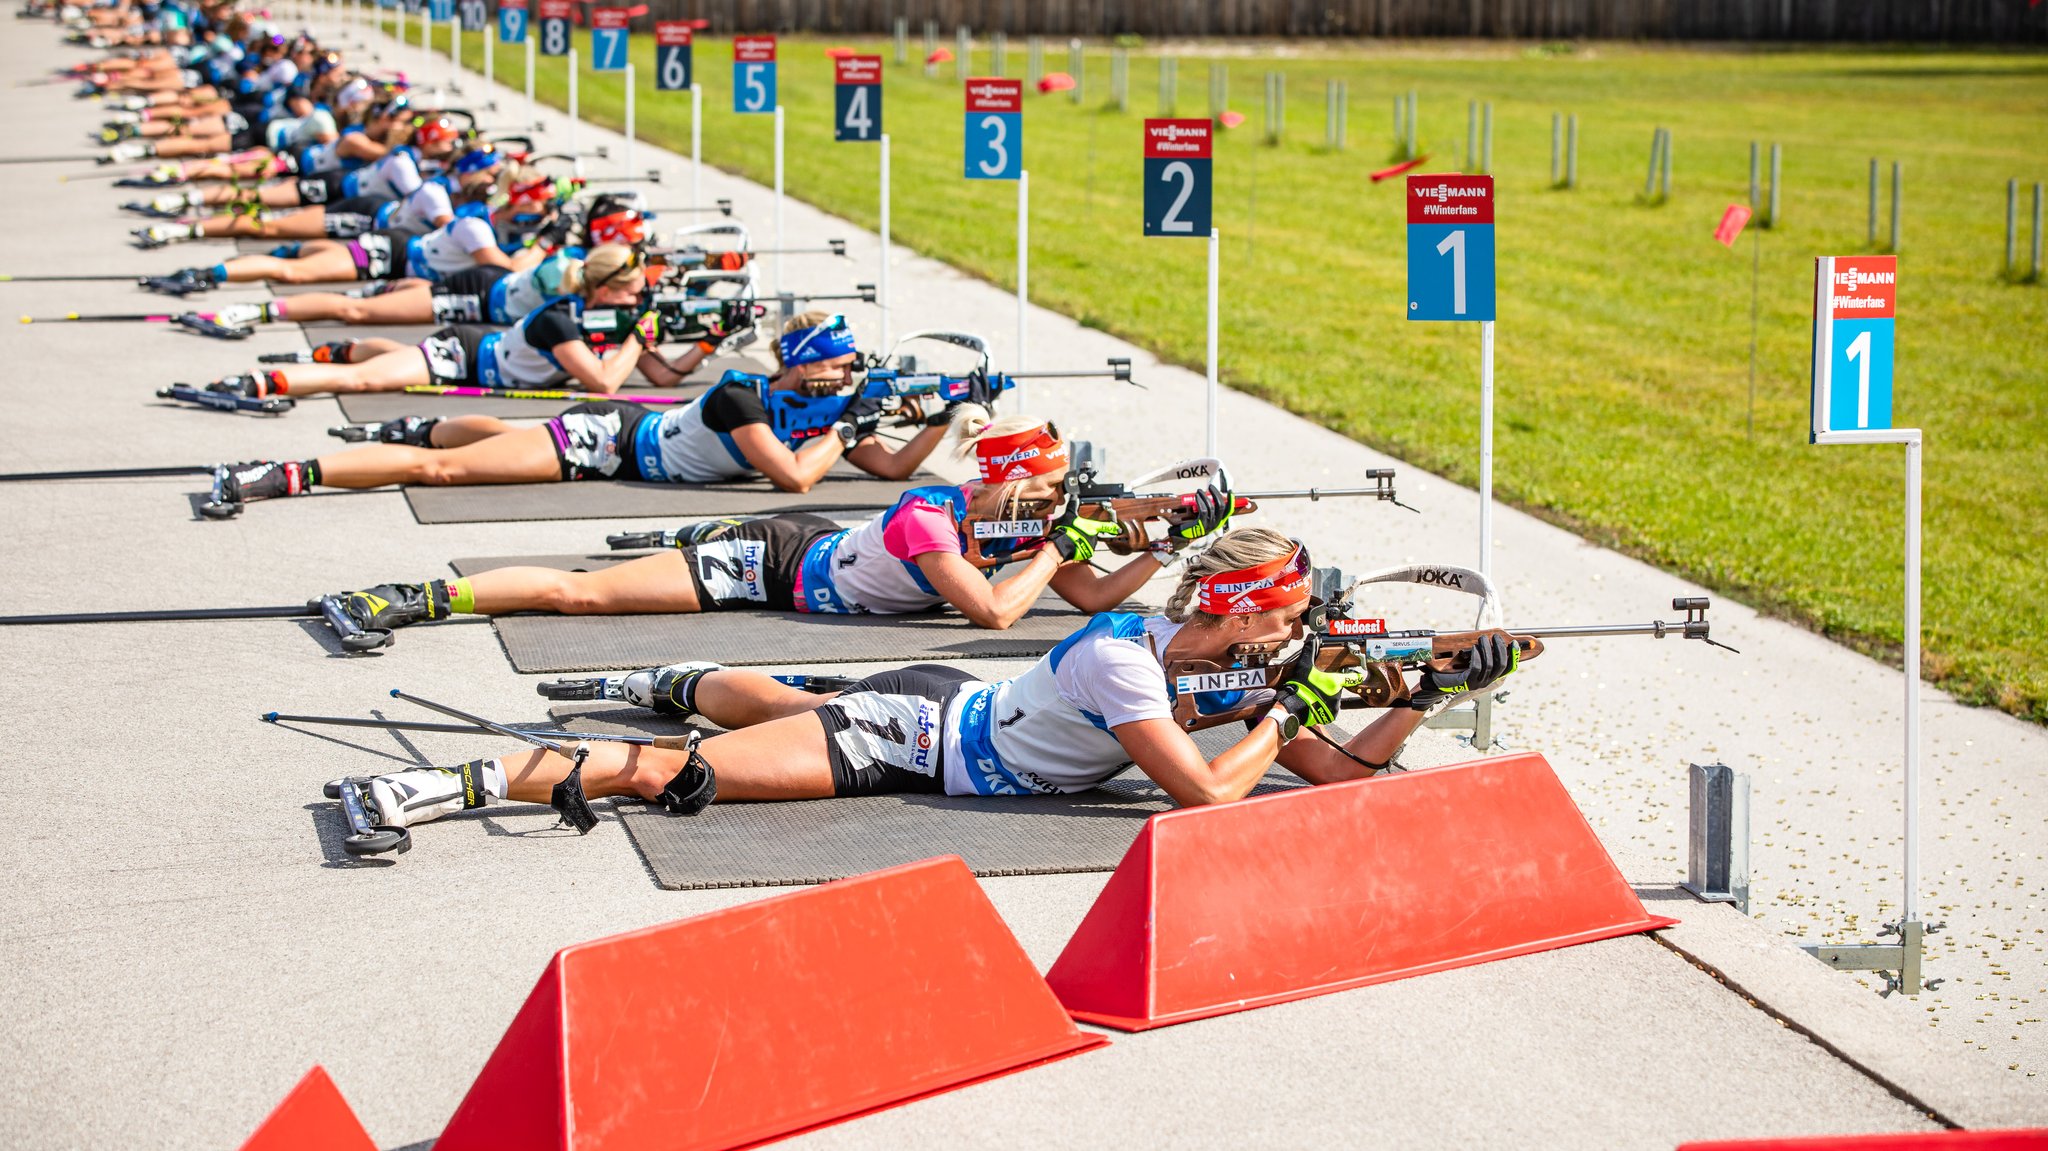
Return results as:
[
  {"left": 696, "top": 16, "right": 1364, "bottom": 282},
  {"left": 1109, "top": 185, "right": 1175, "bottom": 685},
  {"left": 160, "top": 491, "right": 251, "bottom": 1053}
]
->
[
  {"left": 122, "top": 190, "right": 201, "bottom": 218},
  {"left": 96, "top": 122, "right": 137, "bottom": 143},
  {"left": 98, "top": 141, "right": 155, "bottom": 164},
  {"left": 327, "top": 415, "right": 441, "bottom": 445},
  {"left": 173, "top": 312, "right": 253, "bottom": 340},
  {"left": 604, "top": 518, "right": 748, "bottom": 550},
  {"left": 206, "top": 371, "right": 286, "bottom": 398},
  {"left": 316, "top": 583, "right": 454, "bottom": 652},
  {"left": 325, "top": 759, "right": 501, "bottom": 858},
  {"left": 258, "top": 340, "right": 355, "bottom": 365},
  {"left": 138, "top": 266, "right": 217, "bottom": 296},
  {"left": 156, "top": 384, "right": 291, "bottom": 414},
  {"left": 536, "top": 662, "right": 725, "bottom": 715},
  {"left": 131, "top": 225, "right": 187, "bottom": 249},
  {"left": 200, "top": 460, "right": 312, "bottom": 519},
  {"left": 114, "top": 165, "right": 183, "bottom": 188}
]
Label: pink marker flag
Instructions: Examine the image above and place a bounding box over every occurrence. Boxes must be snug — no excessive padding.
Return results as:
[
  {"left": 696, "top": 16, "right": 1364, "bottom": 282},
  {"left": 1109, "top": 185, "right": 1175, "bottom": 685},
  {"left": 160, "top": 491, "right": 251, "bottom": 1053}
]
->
[{"left": 1714, "top": 204, "right": 1753, "bottom": 247}]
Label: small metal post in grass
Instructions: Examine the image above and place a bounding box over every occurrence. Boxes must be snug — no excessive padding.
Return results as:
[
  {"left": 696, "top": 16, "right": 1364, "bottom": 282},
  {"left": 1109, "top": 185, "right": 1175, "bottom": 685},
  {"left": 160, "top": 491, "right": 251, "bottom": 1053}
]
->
[
  {"left": 1890, "top": 161, "right": 1902, "bottom": 252},
  {"left": 1328, "top": 81, "right": 1345, "bottom": 151},
  {"left": 1107, "top": 48, "right": 1123, "bottom": 111},
  {"left": 2007, "top": 179, "right": 2019, "bottom": 278},
  {"left": 1394, "top": 95, "right": 1405, "bottom": 153},
  {"left": 2033, "top": 182, "right": 2043, "bottom": 281},
  {"left": 1468, "top": 100, "right": 1478, "bottom": 170},
  {"left": 1338, "top": 81, "right": 1348, "bottom": 150},
  {"left": 1483, "top": 101, "right": 1494, "bottom": 175},
  {"left": 1069, "top": 39, "right": 1084, "bottom": 104},
  {"left": 1209, "top": 62, "right": 1227, "bottom": 119},
  {"left": 1551, "top": 113, "right": 1561, "bottom": 185},
  {"left": 1660, "top": 127, "right": 1671, "bottom": 199},
  {"left": 1027, "top": 37, "right": 1042, "bottom": 86},
  {"left": 956, "top": 26, "right": 970, "bottom": 80},
  {"left": 923, "top": 20, "right": 936, "bottom": 61},
  {"left": 1868, "top": 158, "right": 1880, "bottom": 247},
  {"left": 993, "top": 31, "right": 1006, "bottom": 77},
  {"left": 1769, "top": 142, "right": 1782, "bottom": 227},
  {"left": 894, "top": 17, "right": 907, "bottom": 66},
  {"left": 1159, "top": 57, "right": 1176, "bottom": 116},
  {"left": 1749, "top": 141, "right": 1760, "bottom": 210},
  {"left": 1567, "top": 114, "right": 1578, "bottom": 188},
  {"left": 1406, "top": 89, "right": 1418, "bottom": 160},
  {"left": 1644, "top": 128, "right": 1661, "bottom": 200}
]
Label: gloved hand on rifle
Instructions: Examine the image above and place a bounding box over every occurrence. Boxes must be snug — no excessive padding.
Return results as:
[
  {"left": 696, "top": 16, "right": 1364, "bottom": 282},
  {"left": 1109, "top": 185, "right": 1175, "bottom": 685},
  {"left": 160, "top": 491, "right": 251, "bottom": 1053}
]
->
[
  {"left": 1407, "top": 632, "right": 1519, "bottom": 712},
  {"left": 633, "top": 309, "right": 662, "bottom": 347},
  {"left": 1045, "top": 499, "right": 1124, "bottom": 564},
  {"left": 1271, "top": 635, "right": 1348, "bottom": 739},
  {"left": 1163, "top": 484, "right": 1235, "bottom": 550},
  {"left": 694, "top": 301, "right": 754, "bottom": 353},
  {"left": 831, "top": 393, "right": 886, "bottom": 449}
]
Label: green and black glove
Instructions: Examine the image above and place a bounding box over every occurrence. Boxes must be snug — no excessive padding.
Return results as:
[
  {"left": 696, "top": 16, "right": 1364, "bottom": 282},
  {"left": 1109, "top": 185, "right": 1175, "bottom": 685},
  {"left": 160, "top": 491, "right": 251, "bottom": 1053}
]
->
[
  {"left": 1046, "top": 501, "right": 1123, "bottom": 564},
  {"left": 1272, "top": 636, "right": 1347, "bottom": 739},
  {"left": 1408, "top": 632, "right": 1520, "bottom": 712},
  {"left": 1165, "top": 484, "right": 1236, "bottom": 549}
]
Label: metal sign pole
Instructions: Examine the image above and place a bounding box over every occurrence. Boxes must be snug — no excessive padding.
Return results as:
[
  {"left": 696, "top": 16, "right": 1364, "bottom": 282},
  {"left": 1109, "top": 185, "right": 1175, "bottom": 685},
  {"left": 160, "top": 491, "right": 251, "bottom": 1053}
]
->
[
  {"left": 1016, "top": 168, "right": 1029, "bottom": 409},
  {"left": 690, "top": 84, "right": 702, "bottom": 208},
  {"left": 879, "top": 132, "right": 892, "bottom": 349},
  {"left": 525, "top": 35, "right": 536, "bottom": 128},
  {"left": 774, "top": 105, "right": 786, "bottom": 295},
  {"left": 624, "top": 62, "right": 636, "bottom": 178},
  {"left": 568, "top": 48, "right": 580, "bottom": 167},
  {"left": 1206, "top": 226, "right": 1219, "bottom": 458},
  {"left": 1473, "top": 317, "right": 1497, "bottom": 748}
]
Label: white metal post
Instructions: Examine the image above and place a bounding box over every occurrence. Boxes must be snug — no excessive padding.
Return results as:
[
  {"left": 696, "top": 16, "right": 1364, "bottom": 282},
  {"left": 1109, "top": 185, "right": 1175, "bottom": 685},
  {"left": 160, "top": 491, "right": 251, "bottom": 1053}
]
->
[
  {"left": 879, "top": 132, "right": 892, "bottom": 349},
  {"left": 484, "top": 17, "right": 493, "bottom": 97},
  {"left": 1016, "top": 169, "right": 1029, "bottom": 402},
  {"left": 773, "top": 105, "right": 785, "bottom": 294},
  {"left": 525, "top": 35, "right": 536, "bottom": 128},
  {"left": 1479, "top": 319, "right": 1495, "bottom": 577},
  {"left": 568, "top": 48, "right": 580, "bottom": 168},
  {"left": 396, "top": 6, "right": 405, "bottom": 60},
  {"left": 624, "top": 62, "right": 636, "bottom": 179},
  {"left": 1903, "top": 432, "right": 1922, "bottom": 928},
  {"left": 449, "top": 13, "right": 460, "bottom": 94},
  {"left": 690, "top": 84, "right": 702, "bottom": 209},
  {"left": 1205, "top": 227, "right": 1220, "bottom": 457},
  {"left": 419, "top": 3, "right": 429, "bottom": 71}
]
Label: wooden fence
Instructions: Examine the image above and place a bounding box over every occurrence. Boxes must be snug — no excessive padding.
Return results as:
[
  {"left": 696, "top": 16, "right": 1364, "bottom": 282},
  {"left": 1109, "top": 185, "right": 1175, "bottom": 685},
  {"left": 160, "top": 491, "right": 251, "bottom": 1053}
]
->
[{"left": 627, "top": 0, "right": 2047, "bottom": 42}]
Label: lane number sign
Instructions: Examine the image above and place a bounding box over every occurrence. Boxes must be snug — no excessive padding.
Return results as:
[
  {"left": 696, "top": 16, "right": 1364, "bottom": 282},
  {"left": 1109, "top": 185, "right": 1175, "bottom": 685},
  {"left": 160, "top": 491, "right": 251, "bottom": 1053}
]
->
[
  {"left": 589, "top": 7, "right": 630, "bottom": 72},
  {"left": 459, "top": 0, "right": 486, "bottom": 31},
  {"left": 834, "top": 55, "right": 882, "bottom": 141},
  {"left": 536, "top": 0, "right": 572, "bottom": 56},
  {"left": 1811, "top": 255, "right": 1898, "bottom": 438},
  {"left": 964, "top": 78, "right": 1021, "bottom": 180},
  {"left": 733, "top": 36, "right": 777, "bottom": 113},
  {"left": 497, "top": 0, "right": 526, "bottom": 43},
  {"left": 428, "top": 0, "right": 450, "bottom": 22},
  {"left": 1143, "top": 118, "right": 1212, "bottom": 237},
  {"left": 654, "top": 22, "right": 693, "bottom": 90},
  {"left": 1406, "top": 174, "right": 1496, "bottom": 321}
]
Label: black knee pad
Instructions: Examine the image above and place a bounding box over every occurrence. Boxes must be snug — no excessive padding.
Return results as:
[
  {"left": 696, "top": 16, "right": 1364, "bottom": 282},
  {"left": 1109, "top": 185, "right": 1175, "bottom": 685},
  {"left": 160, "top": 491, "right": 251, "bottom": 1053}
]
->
[{"left": 658, "top": 737, "right": 717, "bottom": 816}]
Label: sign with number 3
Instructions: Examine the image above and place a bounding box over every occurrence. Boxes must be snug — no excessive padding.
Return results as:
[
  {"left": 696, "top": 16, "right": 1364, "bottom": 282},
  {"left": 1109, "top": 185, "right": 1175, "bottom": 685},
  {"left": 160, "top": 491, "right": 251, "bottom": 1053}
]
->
[{"left": 964, "top": 78, "right": 1021, "bottom": 180}]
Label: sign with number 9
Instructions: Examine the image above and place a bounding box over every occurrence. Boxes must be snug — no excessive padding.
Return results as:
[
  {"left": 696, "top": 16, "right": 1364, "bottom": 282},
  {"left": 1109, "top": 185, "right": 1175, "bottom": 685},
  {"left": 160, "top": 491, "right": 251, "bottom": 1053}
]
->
[{"left": 497, "top": 0, "right": 527, "bottom": 43}]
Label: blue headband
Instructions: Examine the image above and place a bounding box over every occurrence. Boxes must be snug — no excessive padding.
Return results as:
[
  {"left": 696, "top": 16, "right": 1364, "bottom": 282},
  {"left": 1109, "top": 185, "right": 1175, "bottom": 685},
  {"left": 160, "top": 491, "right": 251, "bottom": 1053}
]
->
[
  {"left": 779, "top": 316, "right": 859, "bottom": 367},
  {"left": 453, "top": 146, "right": 499, "bottom": 176}
]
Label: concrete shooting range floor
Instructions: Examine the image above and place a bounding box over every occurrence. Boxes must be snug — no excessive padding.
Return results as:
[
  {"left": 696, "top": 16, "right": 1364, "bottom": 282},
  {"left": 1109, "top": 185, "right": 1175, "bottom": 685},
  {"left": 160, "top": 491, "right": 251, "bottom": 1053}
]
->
[{"left": 0, "top": 17, "right": 2043, "bottom": 1151}]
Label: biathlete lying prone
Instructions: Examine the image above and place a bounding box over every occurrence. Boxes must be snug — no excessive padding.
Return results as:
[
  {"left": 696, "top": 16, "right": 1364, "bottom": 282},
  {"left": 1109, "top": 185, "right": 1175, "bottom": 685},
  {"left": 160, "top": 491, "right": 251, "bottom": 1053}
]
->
[
  {"left": 320, "top": 416, "right": 1209, "bottom": 645},
  {"left": 334, "top": 530, "right": 1519, "bottom": 840},
  {"left": 203, "top": 308, "right": 949, "bottom": 514}
]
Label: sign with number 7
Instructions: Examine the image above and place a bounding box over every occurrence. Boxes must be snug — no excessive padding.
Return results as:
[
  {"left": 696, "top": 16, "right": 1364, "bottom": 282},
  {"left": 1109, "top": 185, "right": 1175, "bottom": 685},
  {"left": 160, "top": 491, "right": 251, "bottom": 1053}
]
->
[{"left": 1406, "top": 174, "right": 1495, "bottom": 321}]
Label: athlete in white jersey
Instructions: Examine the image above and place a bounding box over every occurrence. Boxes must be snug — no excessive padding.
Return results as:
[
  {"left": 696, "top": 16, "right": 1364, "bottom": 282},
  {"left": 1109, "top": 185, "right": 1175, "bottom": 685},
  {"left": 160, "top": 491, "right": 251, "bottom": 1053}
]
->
[{"left": 340, "top": 529, "right": 1519, "bottom": 835}]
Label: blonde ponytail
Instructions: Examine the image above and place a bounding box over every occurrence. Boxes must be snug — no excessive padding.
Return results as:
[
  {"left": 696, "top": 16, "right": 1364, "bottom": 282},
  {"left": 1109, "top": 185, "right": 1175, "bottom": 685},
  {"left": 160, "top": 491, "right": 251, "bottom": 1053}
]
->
[
  {"left": 576, "top": 244, "right": 636, "bottom": 298},
  {"left": 1163, "top": 528, "right": 1300, "bottom": 624}
]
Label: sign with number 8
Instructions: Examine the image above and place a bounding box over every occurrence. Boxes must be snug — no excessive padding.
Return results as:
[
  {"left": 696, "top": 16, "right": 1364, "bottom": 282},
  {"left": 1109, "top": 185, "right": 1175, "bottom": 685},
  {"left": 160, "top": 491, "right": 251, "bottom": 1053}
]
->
[
  {"left": 536, "top": 0, "right": 572, "bottom": 56},
  {"left": 1143, "top": 119, "right": 1212, "bottom": 237},
  {"left": 964, "top": 78, "right": 1021, "bottom": 180}
]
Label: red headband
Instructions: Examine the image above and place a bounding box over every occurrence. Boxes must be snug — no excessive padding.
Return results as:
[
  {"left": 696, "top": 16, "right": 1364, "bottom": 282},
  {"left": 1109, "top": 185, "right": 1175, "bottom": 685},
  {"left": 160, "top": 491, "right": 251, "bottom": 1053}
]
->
[
  {"left": 975, "top": 423, "right": 1069, "bottom": 484},
  {"left": 1195, "top": 544, "right": 1311, "bottom": 615}
]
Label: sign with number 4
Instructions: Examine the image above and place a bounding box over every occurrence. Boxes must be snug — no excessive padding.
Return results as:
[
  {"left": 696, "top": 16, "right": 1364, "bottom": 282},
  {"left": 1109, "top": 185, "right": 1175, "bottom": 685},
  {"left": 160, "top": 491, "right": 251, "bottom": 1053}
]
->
[
  {"left": 1406, "top": 175, "right": 1495, "bottom": 321},
  {"left": 1811, "top": 255, "right": 1897, "bottom": 438},
  {"left": 1143, "top": 118, "right": 1212, "bottom": 237},
  {"left": 835, "top": 55, "right": 882, "bottom": 142},
  {"left": 964, "top": 78, "right": 1021, "bottom": 180},
  {"left": 654, "top": 22, "right": 692, "bottom": 90}
]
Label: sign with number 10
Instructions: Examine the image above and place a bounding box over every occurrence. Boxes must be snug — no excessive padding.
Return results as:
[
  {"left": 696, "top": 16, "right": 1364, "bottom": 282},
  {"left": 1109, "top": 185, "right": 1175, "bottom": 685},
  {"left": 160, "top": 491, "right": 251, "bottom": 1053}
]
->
[
  {"left": 589, "top": 8, "right": 630, "bottom": 71},
  {"left": 497, "top": 0, "right": 527, "bottom": 43},
  {"left": 654, "top": 22, "right": 693, "bottom": 90},
  {"left": 733, "top": 37, "right": 777, "bottom": 113},
  {"left": 459, "top": 0, "right": 486, "bottom": 31},
  {"left": 834, "top": 55, "right": 882, "bottom": 141},
  {"left": 1811, "top": 255, "right": 1897, "bottom": 438},
  {"left": 1142, "top": 119, "right": 1212, "bottom": 237},
  {"left": 1406, "top": 175, "right": 1495, "bottom": 321},
  {"left": 964, "top": 78, "right": 1021, "bottom": 180},
  {"left": 536, "top": 0, "right": 572, "bottom": 56}
]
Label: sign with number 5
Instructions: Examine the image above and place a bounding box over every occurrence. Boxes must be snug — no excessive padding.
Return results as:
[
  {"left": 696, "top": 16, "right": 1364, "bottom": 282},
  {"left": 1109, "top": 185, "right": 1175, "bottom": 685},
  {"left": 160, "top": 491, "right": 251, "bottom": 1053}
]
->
[
  {"left": 964, "top": 78, "right": 1021, "bottom": 180},
  {"left": 733, "top": 36, "right": 777, "bottom": 114},
  {"left": 1406, "top": 174, "right": 1495, "bottom": 321},
  {"left": 1143, "top": 118, "right": 1212, "bottom": 237}
]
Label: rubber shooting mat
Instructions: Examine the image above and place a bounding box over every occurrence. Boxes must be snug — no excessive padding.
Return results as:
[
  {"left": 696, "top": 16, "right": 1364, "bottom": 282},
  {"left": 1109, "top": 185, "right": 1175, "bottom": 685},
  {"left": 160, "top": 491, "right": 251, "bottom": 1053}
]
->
[
  {"left": 447, "top": 552, "right": 1125, "bottom": 672},
  {"left": 409, "top": 464, "right": 939, "bottom": 525},
  {"left": 547, "top": 704, "right": 1310, "bottom": 890},
  {"left": 335, "top": 392, "right": 593, "bottom": 422}
]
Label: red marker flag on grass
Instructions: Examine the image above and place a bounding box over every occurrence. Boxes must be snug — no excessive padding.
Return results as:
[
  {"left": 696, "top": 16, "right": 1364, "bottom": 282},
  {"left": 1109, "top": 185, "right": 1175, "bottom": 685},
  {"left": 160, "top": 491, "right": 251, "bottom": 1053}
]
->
[
  {"left": 1714, "top": 204, "right": 1753, "bottom": 247},
  {"left": 1217, "top": 110, "right": 1245, "bottom": 129},
  {"left": 1036, "top": 71, "right": 1074, "bottom": 93},
  {"left": 1370, "top": 155, "right": 1429, "bottom": 183}
]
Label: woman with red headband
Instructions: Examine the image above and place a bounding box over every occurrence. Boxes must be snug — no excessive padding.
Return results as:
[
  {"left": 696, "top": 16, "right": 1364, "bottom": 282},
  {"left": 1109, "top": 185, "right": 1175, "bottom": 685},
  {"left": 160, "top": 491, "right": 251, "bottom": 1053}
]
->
[
  {"left": 335, "top": 528, "right": 1519, "bottom": 837},
  {"left": 315, "top": 414, "right": 1182, "bottom": 643}
]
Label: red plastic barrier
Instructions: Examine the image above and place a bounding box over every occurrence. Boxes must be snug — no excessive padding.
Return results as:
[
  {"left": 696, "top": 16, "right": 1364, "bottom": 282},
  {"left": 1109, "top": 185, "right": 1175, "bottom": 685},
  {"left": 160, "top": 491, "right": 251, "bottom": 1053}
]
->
[
  {"left": 1047, "top": 752, "right": 1675, "bottom": 1030},
  {"left": 435, "top": 856, "right": 1107, "bottom": 1151},
  {"left": 1679, "top": 1130, "right": 2048, "bottom": 1150},
  {"left": 236, "top": 1066, "right": 374, "bottom": 1151}
]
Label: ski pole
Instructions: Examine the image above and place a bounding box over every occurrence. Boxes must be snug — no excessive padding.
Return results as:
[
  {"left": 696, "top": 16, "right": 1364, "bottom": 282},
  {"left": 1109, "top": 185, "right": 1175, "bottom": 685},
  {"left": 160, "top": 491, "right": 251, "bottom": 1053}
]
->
[
  {"left": 0, "top": 602, "right": 321, "bottom": 626},
  {"left": 0, "top": 273, "right": 153, "bottom": 282},
  {"left": 20, "top": 311, "right": 204, "bottom": 324},
  {"left": 0, "top": 464, "right": 213, "bottom": 483},
  {"left": 261, "top": 711, "right": 648, "bottom": 743},
  {"left": 397, "top": 385, "right": 695, "bottom": 405}
]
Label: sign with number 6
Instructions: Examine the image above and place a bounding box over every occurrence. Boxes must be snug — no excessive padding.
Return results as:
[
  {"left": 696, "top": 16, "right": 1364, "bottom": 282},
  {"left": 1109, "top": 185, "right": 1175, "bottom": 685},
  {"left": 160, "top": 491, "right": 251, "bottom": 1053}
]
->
[
  {"left": 1405, "top": 174, "right": 1495, "bottom": 321},
  {"left": 733, "top": 36, "right": 777, "bottom": 114},
  {"left": 654, "top": 21, "right": 693, "bottom": 90},
  {"left": 1143, "top": 118, "right": 1212, "bottom": 237},
  {"left": 964, "top": 78, "right": 1021, "bottom": 180},
  {"left": 1811, "top": 255, "right": 1897, "bottom": 437}
]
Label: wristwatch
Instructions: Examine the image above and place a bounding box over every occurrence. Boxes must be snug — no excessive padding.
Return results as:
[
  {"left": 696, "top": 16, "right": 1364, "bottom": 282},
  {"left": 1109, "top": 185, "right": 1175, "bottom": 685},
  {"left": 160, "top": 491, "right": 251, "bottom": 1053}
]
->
[
  {"left": 834, "top": 420, "right": 861, "bottom": 449},
  {"left": 1265, "top": 704, "right": 1300, "bottom": 743}
]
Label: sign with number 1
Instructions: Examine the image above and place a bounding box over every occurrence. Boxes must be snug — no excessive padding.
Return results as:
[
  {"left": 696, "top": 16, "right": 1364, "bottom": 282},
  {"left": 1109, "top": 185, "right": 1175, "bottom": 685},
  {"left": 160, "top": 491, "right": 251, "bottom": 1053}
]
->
[
  {"left": 654, "top": 22, "right": 692, "bottom": 90},
  {"left": 497, "top": 0, "right": 527, "bottom": 43},
  {"left": 590, "top": 7, "right": 630, "bottom": 71},
  {"left": 1406, "top": 174, "right": 1496, "bottom": 321},
  {"left": 834, "top": 55, "right": 882, "bottom": 142},
  {"left": 1811, "top": 255, "right": 1898, "bottom": 438},
  {"left": 536, "top": 0, "right": 571, "bottom": 56},
  {"left": 1143, "top": 119, "right": 1212, "bottom": 237},
  {"left": 964, "top": 78, "right": 1021, "bottom": 180},
  {"left": 733, "top": 36, "right": 777, "bottom": 113}
]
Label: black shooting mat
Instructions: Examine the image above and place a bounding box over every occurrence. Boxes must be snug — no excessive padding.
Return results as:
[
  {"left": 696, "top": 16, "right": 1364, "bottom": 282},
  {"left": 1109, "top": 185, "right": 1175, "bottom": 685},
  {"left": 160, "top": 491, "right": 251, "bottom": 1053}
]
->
[
  {"left": 545, "top": 704, "right": 1311, "bottom": 890},
  {"left": 335, "top": 392, "right": 597, "bottom": 422},
  {"left": 446, "top": 552, "right": 1127, "bottom": 672},
  {"left": 408, "top": 463, "right": 940, "bottom": 525}
]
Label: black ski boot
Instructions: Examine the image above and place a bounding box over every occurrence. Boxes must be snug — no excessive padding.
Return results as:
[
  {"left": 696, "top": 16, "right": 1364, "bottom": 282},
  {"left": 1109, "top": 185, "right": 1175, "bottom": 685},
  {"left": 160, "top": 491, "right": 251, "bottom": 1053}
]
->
[
  {"left": 327, "top": 416, "right": 442, "bottom": 446},
  {"left": 174, "top": 312, "right": 252, "bottom": 340},
  {"left": 201, "top": 460, "right": 313, "bottom": 518},
  {"left": 324, "top": 583, "right": 454, "bottom": 646},
  {"left": 206, "top": 371, "right": 284, "bottom": 398},
  {"left": 139, "top": 266, "right": 217, "bottom": 296}
]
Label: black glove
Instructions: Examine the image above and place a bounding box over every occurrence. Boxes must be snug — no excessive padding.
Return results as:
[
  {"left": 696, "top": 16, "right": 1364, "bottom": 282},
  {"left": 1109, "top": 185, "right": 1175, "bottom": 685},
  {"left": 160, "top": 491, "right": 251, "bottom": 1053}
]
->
[
  {"left": 966, "top": 369, "right": 1001, "bottom": 409},
  {"left": 1166, "top": 484, "right": 1235, "bottom": 549},
  {"left": 1273, "top": 636, "right": 1346, "bottom": 737},
  {"left": 1408, "top": 632, "right": 1519, "bottom": 712},
  {"left": 833, "top": 394, "right": 885, "bottom": 447}
]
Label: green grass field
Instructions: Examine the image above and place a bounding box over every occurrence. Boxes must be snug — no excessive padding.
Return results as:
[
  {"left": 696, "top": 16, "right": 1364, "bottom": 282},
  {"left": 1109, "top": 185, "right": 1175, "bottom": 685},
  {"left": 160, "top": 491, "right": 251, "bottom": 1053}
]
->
[{"left": 423, "top": 25, "right": 2048, "bottom": 720}]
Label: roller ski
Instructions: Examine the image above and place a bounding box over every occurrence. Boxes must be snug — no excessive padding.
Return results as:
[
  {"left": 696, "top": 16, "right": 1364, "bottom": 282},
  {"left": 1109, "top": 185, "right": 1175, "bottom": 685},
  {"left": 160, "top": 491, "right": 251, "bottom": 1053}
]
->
[
  {"left": 114, "top": 166, "right": 184, "bottom": 188},
  {"left": 314, "top": 583, "right": 455, "bottom": 652},
  {"left": 604, "top": 518, "right": 747, "bottom": 550},
  {"left": 200, "top": 460, "right": 315, "bottom": 519},
  {"left": 259, "top": 340, "right": 356, "bottom": 365},
  {"left": 172, "top": 312, "right": 253, "bottom": 340},
  {"left": 537, "top": 665, "right": 859, "bottom": 708},
  {"left": 156, "top": 383, "right": 293, "bottom": 414},
  {"left": 205, "top": 371, "right": 286, "bottom": 398},
  {"left": 138, "top": 266, "right": 217, "bottom": 297},
  {"left": 327, "top": 416, "right": 440, "bottom": 445}
]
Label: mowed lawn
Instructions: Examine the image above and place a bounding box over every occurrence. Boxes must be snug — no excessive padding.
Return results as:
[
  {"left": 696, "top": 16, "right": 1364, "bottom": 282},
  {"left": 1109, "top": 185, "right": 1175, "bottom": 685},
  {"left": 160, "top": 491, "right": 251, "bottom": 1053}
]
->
[{"left": 439, "top": 27, "right": 2048, "bottom": 720}]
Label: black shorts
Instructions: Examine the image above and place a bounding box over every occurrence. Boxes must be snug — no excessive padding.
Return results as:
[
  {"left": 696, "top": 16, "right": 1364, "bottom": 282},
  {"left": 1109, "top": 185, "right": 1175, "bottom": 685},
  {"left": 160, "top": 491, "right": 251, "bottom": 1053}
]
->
[
  {"left": 432, "top": 265, "right": 511, "bottom": 324},
  {"left": 418, "top": 323, "right": 490, "bottom": 384},
  {"left": 544, "top": 400, "right": 652, "bottom": 483},
  {"left": 326, "top": 193, "right": 388, "bottom": 217},
  {"left": 345, "top": 230, "right": 409, "bottom": 281},
  {"left": 816, "top": 665, "right": 980, "bottom": 797},
  {"left": 296, "top": 171, "right": 348, "bottom": 205},
  {"left": 675, "top": 514, "right": 838, "bottom": 611}
]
